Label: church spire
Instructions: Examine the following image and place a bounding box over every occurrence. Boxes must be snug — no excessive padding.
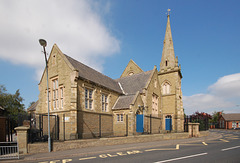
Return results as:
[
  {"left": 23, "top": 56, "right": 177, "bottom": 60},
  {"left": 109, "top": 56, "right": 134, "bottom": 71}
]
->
[{"left": 160, "top": 9, "right": 177, "bottom": 71}]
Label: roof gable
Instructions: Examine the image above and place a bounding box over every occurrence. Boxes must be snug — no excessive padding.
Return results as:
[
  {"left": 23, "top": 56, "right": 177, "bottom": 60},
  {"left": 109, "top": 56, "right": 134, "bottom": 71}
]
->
[
  {"left": 222, "top": 113, "right": 240, "bottom": 121},
  {"left": 120, "top": 60, "right": 144, "bottom": 78},
  {"left": 27, "top": 101, "right": 39, "bottom": 112},
  {"left": 116, "top": 70, "right": 153, "bottom": 95},
  {"left": 39, "top": 44, "right": 75, "bottom": 84}
]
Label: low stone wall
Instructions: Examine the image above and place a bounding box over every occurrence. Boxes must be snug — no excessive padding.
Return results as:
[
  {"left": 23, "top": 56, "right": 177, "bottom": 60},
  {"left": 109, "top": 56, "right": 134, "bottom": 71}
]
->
[
  {"left": 28, "top": 132, "right": 191, "bottom": 154},
  {"left": 200, "top": 130, "right": 209, "bottom": 137}
]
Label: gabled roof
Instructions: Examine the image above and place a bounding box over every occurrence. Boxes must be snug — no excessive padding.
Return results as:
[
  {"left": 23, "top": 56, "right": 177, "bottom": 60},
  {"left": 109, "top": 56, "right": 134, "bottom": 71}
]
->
[
  {"left": 112, "top": 95, "right": 136, "bottom": 110},
  {"left": 27, "top": 101, "right": 38, "bottom": 112},
  {"left": 120, "top": 59, "right": 144, "bottom": 78},
  {"left": 64, "top": 54, "right": 123, "bottom": 94},
  {"left": 116, "top": 70, "right": 153, "bottom": 95},
  {"left": 222, "top": 113, "right": 240, "bottom": 121}
]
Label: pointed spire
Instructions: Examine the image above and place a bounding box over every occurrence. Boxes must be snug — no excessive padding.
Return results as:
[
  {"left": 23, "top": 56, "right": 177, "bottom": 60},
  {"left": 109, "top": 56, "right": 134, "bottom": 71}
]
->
[{"left": 160, "top": 9, "right": 176, "bottom": 71}]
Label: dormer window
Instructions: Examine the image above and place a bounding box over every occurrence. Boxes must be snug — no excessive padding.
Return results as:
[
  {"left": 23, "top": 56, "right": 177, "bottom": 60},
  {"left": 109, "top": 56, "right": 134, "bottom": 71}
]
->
[{"left": 165, "top": 60, "right": 168, "bottom": 67}]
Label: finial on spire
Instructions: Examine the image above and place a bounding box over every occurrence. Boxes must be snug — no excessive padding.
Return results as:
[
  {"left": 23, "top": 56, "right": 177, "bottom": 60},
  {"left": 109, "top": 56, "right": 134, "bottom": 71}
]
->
[{"left": 167, "top": 9, "right": 171, "bottom": 16}]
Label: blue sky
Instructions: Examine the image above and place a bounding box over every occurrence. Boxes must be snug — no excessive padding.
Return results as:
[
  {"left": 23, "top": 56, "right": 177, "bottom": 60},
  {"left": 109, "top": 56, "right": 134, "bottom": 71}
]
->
[{"left": 0, "top": 0, "right": 239, "bottom": 115}]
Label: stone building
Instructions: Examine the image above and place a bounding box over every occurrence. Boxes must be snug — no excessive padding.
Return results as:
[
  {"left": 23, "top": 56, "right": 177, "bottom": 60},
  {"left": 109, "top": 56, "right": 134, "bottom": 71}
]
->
[{"left": 33, "top": 14, "right": 184, "bottom": 140}]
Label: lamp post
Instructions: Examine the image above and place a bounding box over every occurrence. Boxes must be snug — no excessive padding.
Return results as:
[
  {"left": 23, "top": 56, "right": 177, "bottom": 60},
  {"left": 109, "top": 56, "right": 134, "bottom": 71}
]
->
[{"left": 39, "top": 39, "right": 51, "bottom": 152}]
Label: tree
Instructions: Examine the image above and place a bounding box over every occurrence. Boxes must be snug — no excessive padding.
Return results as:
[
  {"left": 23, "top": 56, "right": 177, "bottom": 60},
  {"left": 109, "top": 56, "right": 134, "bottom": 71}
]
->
[
  {"left": 191, "top": 111, "right": 212, "bottom": 131},
  {"left": 210, "top": 111, "right": 223, "bottom": 127},
  {"left": 0, "top": 85, "right": 26, "bottom": 126}
]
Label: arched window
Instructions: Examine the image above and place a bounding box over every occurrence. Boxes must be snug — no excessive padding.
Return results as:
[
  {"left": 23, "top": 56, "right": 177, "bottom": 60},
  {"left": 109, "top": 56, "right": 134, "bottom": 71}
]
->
[
  {"left": 165, "top": 60, "right": 168, "bottom": 67},
  {"left": 162, "top": 82, "right": 171, "bottom": 95}
]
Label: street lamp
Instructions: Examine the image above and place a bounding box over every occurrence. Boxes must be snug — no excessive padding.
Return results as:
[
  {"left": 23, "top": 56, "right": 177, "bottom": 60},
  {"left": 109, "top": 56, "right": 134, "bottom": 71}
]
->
[{"left": 39, "top": 39, "right": 51, "bottom": 152}]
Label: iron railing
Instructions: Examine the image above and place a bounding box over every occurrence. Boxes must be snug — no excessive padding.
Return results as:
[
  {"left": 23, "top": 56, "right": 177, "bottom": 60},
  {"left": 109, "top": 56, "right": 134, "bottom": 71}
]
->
[{"left": 0, "top": 142, "right": 19, "bottom": 160}]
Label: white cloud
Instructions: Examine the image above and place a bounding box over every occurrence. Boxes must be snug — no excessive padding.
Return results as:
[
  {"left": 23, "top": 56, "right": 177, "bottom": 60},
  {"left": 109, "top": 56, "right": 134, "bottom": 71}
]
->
[
  {"left": 0, "top": 0, "right": 120, "bottom": 80},
  {"left": 208, "top": 73, "right": 240, "bottom": 98},
  {"left": 183, "top": 73, "right": 240, "bottom": 115}
]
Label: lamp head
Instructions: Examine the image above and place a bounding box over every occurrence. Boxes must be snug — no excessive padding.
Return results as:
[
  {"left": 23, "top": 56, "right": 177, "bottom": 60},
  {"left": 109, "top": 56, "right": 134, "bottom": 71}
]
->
[{"left": 39, "top": 39, "right": 47, "bottom": 47}]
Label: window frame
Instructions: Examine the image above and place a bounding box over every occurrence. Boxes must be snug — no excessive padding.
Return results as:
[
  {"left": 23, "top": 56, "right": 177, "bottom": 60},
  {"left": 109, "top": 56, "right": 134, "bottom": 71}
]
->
[
  {"left": 52, "top": 78, "right": 59, "bottom": 110},
  {"left": 117, "top": 114, "right": 124, "bottom": 122},
  {"left": 101, "top": 94, "right": 108, "bottom": 112},
  {"left": 152, "top": 93, "right": 159, "bottom": 116},
  {"left": 85, "top": 88, "right": 93, "bottom": 110},
  {"left": 60, "top": 87, "right": 64, "bottom": 109},
  {"left": 162, "top": 81, "right": 171, "bottom": 95}
]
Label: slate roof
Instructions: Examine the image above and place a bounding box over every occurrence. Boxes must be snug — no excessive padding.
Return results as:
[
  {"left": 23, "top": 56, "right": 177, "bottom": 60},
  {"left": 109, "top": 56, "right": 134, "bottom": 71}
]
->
[
  {"left": 27, "top": 101, "right": 38, "bottom": 112},
  {"left": 113, "top": 71, "right": 153, "bottom": 110},
  {"left": 112, "top": 95, "right": 136, "bottom": 110},
  {"left": 115, "top": 70, "right": 153, "bottom": 95},
  {"left": 64, "top": 54, "right": 122, "bottom": 94},
  {"left": 222, "top": 113, "right": 240, "bottom": 121}
]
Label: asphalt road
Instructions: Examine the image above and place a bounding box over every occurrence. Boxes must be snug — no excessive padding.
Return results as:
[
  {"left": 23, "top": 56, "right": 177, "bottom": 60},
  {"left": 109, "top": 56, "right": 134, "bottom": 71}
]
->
[{"left": 16, "top": 130, "right": 240, "bottom": 163}]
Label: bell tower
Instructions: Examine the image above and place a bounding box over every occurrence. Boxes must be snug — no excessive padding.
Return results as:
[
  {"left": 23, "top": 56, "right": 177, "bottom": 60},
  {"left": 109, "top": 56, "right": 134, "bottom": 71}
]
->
[{"left": 158, "top": 9, "right": 184, "bottom": 132}]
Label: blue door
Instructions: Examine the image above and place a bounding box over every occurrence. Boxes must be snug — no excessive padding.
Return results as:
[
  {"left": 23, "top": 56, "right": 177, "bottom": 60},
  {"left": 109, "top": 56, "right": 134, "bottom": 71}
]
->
[
  {"left": 136, "top": 114, "right": 144, "bottom": 133},
  {"left": 165, "top": 118, "right": 172, "bottom": 131}
]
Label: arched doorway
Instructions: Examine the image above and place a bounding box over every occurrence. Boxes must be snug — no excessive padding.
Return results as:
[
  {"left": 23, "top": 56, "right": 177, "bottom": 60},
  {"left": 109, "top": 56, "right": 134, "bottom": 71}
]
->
[
  {"left": 165, "top": 115, "right": 172, "bottom": 131},
  {"left": 136, "top": 110, "right": 144, "bottom": 133}
]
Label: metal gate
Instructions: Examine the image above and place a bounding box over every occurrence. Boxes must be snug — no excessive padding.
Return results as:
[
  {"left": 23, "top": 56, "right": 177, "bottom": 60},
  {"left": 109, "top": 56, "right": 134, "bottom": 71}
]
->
[
  {"left": 29, "top": 114, "right": 59, "bottom": 143},
  {"left": 136, "top": 114, "right": 144, "bottom": 133},
  {"left": 39, "top": 114, "right": 59, "bottom": 140},
  {"left": 0, "top": 142, "right": 19, "bottom": 160}
]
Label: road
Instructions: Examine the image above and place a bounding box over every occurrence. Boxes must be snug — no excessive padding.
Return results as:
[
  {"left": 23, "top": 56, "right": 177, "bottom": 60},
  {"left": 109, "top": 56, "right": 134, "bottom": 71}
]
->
[{"left": 23, "top": 130, "right": 240, "bottom": 163}]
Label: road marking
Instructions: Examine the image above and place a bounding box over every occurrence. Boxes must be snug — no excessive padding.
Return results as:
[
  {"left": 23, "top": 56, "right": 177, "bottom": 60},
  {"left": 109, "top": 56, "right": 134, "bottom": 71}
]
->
[
  {"left": 62, "top": 159, "right": 72, "bottom": 163},
  {"left": 50, "top": 160, "right": 60, "bottom": 163},
  {"left": 79, "top": 156, "right": 96, "bottom": 160},
  {"left": 98, "top": 150, "right": 142, "bottom": 159},
  {"left": 154, "top": 152, "right": 208, "bottom": 163},
  {"left": 202, "top": 142, "right": 208, "bottom": 145},
  {"left": 145, "top": 145, "right": 179, "bottom": 152},
  {"left": 219, "top": 139, "right": 229, "bottom": 142},
  {"left": 221, "top": 145, "right": 240, "bottom": 151},
  {"left": 176, "top": 144, "right": 179, "bottom": 150}
]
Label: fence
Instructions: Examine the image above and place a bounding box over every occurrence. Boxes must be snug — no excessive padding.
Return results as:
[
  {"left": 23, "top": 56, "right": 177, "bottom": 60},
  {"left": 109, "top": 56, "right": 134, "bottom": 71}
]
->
[
  {"left": 78, "top": 111, "right": 114, "bottom": 139},
  {"left": 28, "top": 114, "right": 59, "bottom": 143},
  {"left": 2, "top": 113, "right": 30, "bottom": 142},
  {"left": 184, "top": 115, "right": 209, "bottom": 132},
  {"left": 0, "top": 142, "right": 19, "bottom": 160},
  {"left": 144, "top": 114, "right": 162, "bottom": 134}
]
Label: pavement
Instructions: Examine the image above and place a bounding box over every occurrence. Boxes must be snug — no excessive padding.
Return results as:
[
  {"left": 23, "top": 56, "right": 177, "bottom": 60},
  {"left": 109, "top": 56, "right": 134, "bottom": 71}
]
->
[{"left": 1, "top": 130, "right": 223, "bottom": 163}]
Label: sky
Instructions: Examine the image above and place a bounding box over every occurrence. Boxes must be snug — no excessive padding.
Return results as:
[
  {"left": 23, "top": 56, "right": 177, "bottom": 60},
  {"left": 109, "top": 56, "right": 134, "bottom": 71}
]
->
[{"left": 0, "top": 0, "right": 239, "bottom": 115}]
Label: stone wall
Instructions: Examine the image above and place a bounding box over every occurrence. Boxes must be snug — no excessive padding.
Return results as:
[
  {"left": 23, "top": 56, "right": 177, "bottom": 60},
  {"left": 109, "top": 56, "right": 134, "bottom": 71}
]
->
[
  {"left": 144, "top": 115, "right": 162, "bottom": 134},
  {"left": 28, "top": 132, "right": 190, "bottom": 154},
  {"left": 77, "top": 111, "right": 113, "bottom": 138}
]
